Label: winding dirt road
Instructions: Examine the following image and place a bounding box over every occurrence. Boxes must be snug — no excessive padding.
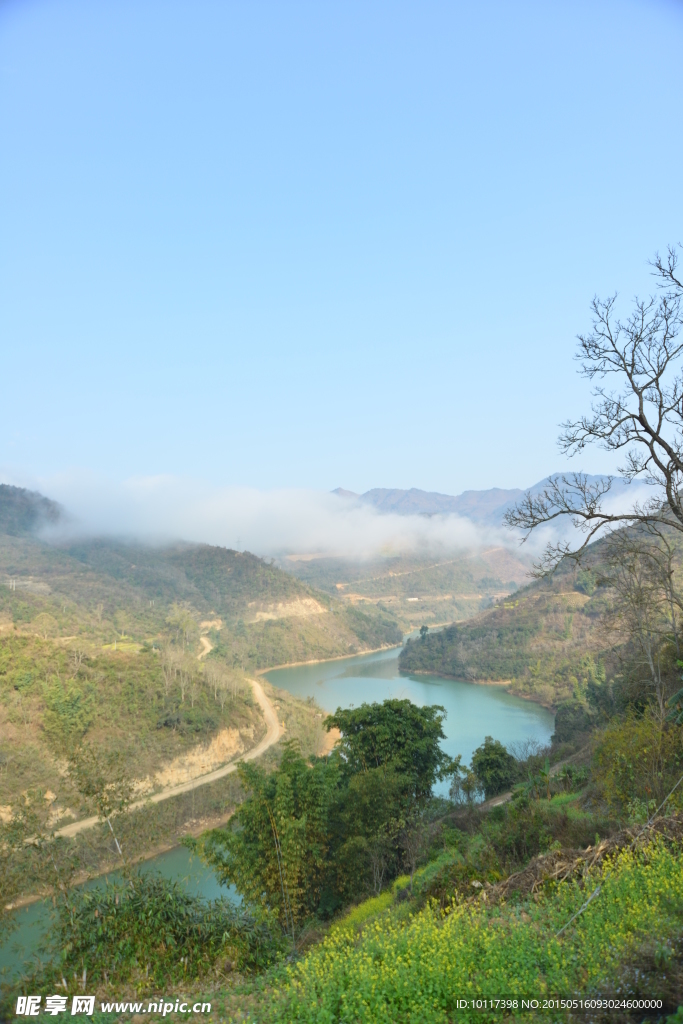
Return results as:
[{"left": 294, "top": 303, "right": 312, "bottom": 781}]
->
[{"left": 55, "top": 678, "right": 283, "bottom": 840}]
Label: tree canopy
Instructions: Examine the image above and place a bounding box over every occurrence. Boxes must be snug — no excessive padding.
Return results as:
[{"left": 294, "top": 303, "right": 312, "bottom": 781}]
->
[
  {"left": 471, "top": 736, "right": 517, "bottom": 799},
  {"left": 324, "top": 698, "right": 459, "bottom": 799},
  {"left": 198, "top": 699, "right": 458, "bottom": 928}
]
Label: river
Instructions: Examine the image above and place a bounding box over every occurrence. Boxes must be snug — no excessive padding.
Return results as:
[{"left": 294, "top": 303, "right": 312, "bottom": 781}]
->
[
  {"left": 1, "top": 643, "right": 553, "bottom": 979},
  {"left": 264, "top": 644, "right": 554, "bottom": 793}
]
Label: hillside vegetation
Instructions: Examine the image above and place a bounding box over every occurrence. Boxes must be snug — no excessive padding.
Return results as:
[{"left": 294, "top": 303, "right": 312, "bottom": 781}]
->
[
  {"left": 0, "top": 486, "right": 401, "bottom": 830},
  {"left": 283, "top": 547, "right": 529, "bottom": 631},
  {"left": 235, "top": 830, "right": 683, "bottom": 1023},
  {"left": 399, "top": 555, "right": 613, "bottom": 709}
]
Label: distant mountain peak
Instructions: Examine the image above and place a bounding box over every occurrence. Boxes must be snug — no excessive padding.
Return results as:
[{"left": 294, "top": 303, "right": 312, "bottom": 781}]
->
[{"left": 332, "top": 488, "right": 360, "bottom": 500}]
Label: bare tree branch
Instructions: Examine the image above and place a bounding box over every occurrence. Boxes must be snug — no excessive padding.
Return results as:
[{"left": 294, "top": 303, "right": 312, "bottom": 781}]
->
[{"left": 505, "top": 248, "right": 683, "bottom": 574}]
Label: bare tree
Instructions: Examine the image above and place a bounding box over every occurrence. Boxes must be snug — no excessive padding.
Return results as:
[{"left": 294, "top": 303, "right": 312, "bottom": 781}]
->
[
  {"left": 179, "top": 665, "right": 189, "bottom": 704},
  {"left": 160, "top": 647, "right": 178, "bottom": 697},
  {"left": 505, "top": 245, "right": 683, "bottom": 573},
  {"left": 205, "top": 663, "right": 222, "bottom": 702},
  {"left": 70, "top": 648, "right": 85, "bottom": 675},
  {"left": 217, "top": 677, "right": 229, "bottom": 712}
]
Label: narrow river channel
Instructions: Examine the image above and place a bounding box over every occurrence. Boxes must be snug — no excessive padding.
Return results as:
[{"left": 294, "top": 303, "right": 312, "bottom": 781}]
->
[{"left": 1, "top": 643, "right": 553, "bottom": 979}]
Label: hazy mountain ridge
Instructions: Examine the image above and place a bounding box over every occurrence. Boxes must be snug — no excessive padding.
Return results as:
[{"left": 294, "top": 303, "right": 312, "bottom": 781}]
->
[
  {"left": 282, "top": 546, "right": 530, "bottom": 630},
  {"left": 0, "top": 485, "right": 402, "bottom": 666},
  {"left": 334, "top": 476, "right": 637, "bottom": 526},
  {"left": 0, "top": 483, "right": 402, "bottom": 821}
]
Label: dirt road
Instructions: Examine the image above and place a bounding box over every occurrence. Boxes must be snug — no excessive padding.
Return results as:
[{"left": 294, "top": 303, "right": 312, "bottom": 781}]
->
[{"left": 55, "top": 678, "right": 283, "bottom": 840}]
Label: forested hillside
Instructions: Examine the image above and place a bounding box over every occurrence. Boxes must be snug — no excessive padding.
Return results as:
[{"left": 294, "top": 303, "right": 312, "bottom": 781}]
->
[
  {"left": 0, "top": 484, "right": 64, "bottom": 536},
  {"left": 399, "top": 556, "right": 612, "bottom": 706}
]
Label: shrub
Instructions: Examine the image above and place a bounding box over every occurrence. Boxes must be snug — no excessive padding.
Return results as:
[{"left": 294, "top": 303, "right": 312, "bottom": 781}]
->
[
  {"left": 552, "top": 699, "right": 594, "bottom": 744},
  {"left": 592, "top": 710, "right": 683, "bottom": 811},
  {"left": 34, "top": 871, "right": 282, "bottom": 990}
]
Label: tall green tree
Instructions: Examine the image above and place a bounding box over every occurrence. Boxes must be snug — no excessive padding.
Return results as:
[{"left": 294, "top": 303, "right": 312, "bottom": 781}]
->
[
  {"left": 199, "top": 742, "right": 338, "bottom": 932},
  {"left": 331, "top": 767, "right": 412, "bottom": 899},
  {"left": 325, "top": 699, "right": 459, "bottom": 800},
  {"left": 199, "top": 700, "right": 459, "bottom": 922},
  {"left": 471, "top": 736, "right": 517, "bottom": 799}
]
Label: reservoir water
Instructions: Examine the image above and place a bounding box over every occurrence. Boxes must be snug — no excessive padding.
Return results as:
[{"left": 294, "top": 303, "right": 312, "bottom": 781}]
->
[
  {"left": 265, "top": 644, "right": 554, "bottom": 794},
  {"left": 1, "top": 643, "right": 553, "bottom": 979}
]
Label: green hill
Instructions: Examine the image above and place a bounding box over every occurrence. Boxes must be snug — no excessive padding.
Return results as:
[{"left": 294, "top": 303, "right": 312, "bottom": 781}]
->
[
  {"left": 0, "top": 486, "right": 401, "bottom": 841},
  {"left": 399, "top": 556, "right": 611, "bottom": 709},
  {"left": 0, "top": 484, "right": 63, "bottom": 536}
]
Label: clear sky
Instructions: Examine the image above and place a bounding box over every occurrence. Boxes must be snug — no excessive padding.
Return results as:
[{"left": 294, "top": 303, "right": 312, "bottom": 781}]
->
[{"left": 2, "top": 0, "right": 683, "bottom": 498}]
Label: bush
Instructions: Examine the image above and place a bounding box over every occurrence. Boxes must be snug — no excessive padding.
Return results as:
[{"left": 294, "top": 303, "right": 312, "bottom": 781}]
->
[
  {"left": 471, "top": 737, "right": 517, "bottom": 798},
  {"left": 33, "top": 870, "right": 282, "bottom": 990},
  {"left": 552, "top": 699, "right": 594, "bottom": 744},
  {"left": 592, "top": 710, "right": 683, "bottom": 812}
]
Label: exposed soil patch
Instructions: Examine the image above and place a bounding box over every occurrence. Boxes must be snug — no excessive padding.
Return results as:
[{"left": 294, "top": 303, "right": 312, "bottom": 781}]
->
[{"left": 248, "top": 597, "right": 327, "bottom": 622}]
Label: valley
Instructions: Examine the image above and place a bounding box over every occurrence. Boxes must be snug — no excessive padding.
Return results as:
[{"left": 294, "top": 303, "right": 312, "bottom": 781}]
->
[
  {"left": 283, "top": 545, "right": 530, "bottom": 630},
  {"left": 0, "top": 486, "right": 401, "bottom": 851}
]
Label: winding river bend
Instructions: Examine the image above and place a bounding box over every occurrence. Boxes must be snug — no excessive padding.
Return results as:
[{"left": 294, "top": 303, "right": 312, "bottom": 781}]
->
[
  {"left": 265, "top": 644, "right": 554, "bottom": 795},
  {"left": 1, "top": 644, "right": 553, "bottom": 978}
]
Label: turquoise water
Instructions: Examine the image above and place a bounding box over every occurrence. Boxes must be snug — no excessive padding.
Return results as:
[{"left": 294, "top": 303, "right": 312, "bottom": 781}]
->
[
  {"left": 1, "top": 643, "right": 553, "bottom": 979},
  {"left": 265, "top": 644, "right": 554, "bottom": 790}
]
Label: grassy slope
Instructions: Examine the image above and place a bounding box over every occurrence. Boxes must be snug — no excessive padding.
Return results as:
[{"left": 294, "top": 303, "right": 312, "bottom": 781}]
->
[
  {"left": 0, "top": 489, "right": 401, "bottom": 817},
  {"left": 231, "top": 836, "right": 683, "bottom": 1023}
]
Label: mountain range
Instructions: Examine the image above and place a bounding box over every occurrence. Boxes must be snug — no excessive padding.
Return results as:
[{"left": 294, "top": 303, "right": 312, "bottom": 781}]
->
[{"left": 334, "top": 475, "right": 637, "bottom": 527}]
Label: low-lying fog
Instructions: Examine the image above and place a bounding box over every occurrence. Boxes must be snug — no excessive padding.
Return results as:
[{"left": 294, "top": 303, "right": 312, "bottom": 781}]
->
[{"left": 10, "top": 471, "right": 651, "bottom": 562}]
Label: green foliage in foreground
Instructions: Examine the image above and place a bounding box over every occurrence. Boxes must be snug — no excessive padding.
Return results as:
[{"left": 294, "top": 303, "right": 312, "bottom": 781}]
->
[
  {"left": 199, "top": 745, "right": 339, "bottom": 932},
  {"left": 593, "top": 709, "right": 683, "bottom": 814},
  {"left": 252, "top": 838, "right": 683, "bottom": 1023},
  {"left": 25, "top": 871, "right": 281, "bottom": 994},
  {"left": 197, "top": 702, "right": 460, "bottom": 928},
  {"left": 325, "top": 699, "right": 458, "bottom": 799}
]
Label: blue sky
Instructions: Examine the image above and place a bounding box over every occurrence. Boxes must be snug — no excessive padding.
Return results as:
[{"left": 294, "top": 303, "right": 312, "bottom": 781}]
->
[{"left": 2, "top": 0, "right": 683, "bottom": 498}]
